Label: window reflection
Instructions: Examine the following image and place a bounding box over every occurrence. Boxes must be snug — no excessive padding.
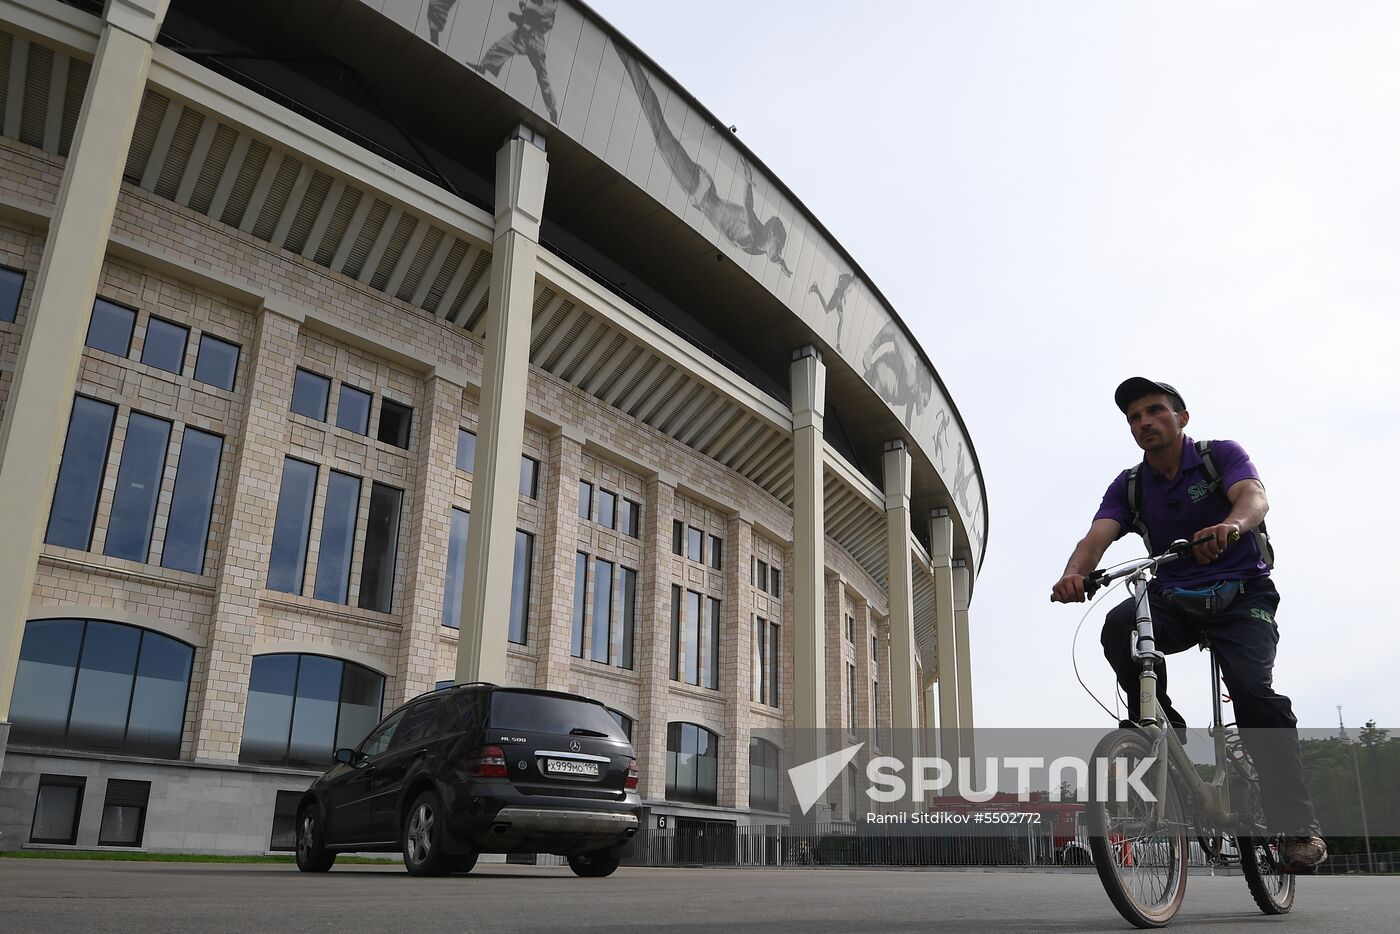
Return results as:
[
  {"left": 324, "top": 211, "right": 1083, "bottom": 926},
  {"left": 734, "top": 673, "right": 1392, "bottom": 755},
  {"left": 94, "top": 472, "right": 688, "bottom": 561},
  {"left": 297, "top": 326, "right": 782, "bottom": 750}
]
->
[{"left": 239, "top": 653, "right": 384, "bottom": 768}]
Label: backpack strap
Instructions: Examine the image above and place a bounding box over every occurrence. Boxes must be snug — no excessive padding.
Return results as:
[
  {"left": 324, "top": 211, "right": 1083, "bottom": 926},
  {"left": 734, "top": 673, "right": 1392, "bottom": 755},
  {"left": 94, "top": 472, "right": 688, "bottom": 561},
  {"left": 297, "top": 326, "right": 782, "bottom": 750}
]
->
[
  {"left": 1197, "top": 440, "right": 1276, "bottom": 568},
  {"left": 1125, "top": 463, "right": 1152, "bottom": 552}
]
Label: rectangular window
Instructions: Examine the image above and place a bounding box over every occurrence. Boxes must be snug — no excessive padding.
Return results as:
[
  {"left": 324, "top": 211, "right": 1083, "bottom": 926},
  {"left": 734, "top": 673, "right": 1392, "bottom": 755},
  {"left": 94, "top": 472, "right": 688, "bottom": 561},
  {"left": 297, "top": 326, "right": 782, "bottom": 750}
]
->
[
  {"left": 98, "top": 779, "right": 150, "bottom": 847},
  {"left": 267, "top": 458, "right": 318, "bottom": 594},
  {"left": 872, "top": 634, "right": 878, "bottom": 664},
  {"left": 578, "top": 481, "right": 593, "bottom": 520},
  {"left": 456, "top": 428, "right": 476, "bottom": 472},
  {"left": 377, "top": 398, "right": 413, "bottom": 449},
  {"left": 672, "top": 520, "right": 684, "bottom": 555},
  {"left": 591, "top": 558, "right": 614, "bottom": 663},
  {"left": 46, "top": 396, "right": 117, "bottom": 550},
  {"left": 0, "top": 265, "right": 23, "bottom": 322},
  {"left": 684, "top": 590, "right": 701, "bottom": 685},
  {"left": 619, "top": 567, "right": 637, "bottom": 670},
  {"left": 756, "top": 559, "right": 769, "bottom": 592},
  {"left": 597, "top": 488, "right": 616, "bottom": 529},
  {"left": 30, "top": 774, "right": 85, "bottom": 844},
  {"left": 159, "top": 428, "right": 223, "bottom": 575},
  {"left": 846, "top": 614, "right": 855, "bottom": 643},
  {"left": 313, "top": 471, "right": 362, "bottom": 604},
  {"left": 290, "top": 368, "right": 330, "bottom": 421},
  {"left": 519, "top": 455, "right": 539, "bottom": 499},
  {"left": 670, "top": 585, "right": 682, "bottom": 680},
  {"left": 708, "top": 535, "right": 723, "bottom": 570},
  {"left": 753, "top": 616, "right": 767, "bottom": 703},
  {"left": 441, "top": 508, "right": 470, "bottom": 628},
  {"left": 620, "top": 498, "right": 640, "bottom": 538},
  {"left": 193, "top": 333, "right": 239, "bottom": 391},
  {"left": 104, "top": 412, "right": 172, "bottom": 563},
  {"left": 768, "top": 621, "right": 781, "bottom": 707},
  {"left": 358, "top": 482, "right": 403, "bottom": 612},
  {"left": 770, "top": 568, "right": 782, "bottom": 599},
  {"left": 571, "top": 552, "right": 588, "bottom": 657},
  {"left": 508, "top": 529, "right": 533, "bottom": 644},
  {"left": 269, "top": 789, "right": 302, "bottom": 852},
  {"left": 336, "top": 385, "right": 372, "bottom": 435},
  {"left": 705, "top": 597, "right": 721, "bottom": 690},
  {"left": 687, "top": 526, "right": 703, "bottom": 562},
  {"left": 873, "top": 681, "right": 883, "bottom": 749},
  {"left": 140, "top": 317, "right": 189, "bottom": 375},
  {"left": 847, "top": 663, "right": 858, "bottom": 732},
  {"left": 85, "top": 298, "right": 135, "bottom": 357}
]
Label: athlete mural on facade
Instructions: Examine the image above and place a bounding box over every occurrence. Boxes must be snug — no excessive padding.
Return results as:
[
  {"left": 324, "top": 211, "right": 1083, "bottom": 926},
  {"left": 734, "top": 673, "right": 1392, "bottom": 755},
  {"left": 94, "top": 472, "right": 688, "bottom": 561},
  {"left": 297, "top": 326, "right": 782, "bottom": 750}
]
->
[
  {"left": 428, "top": 0, "right": 560, "bottom": 124},
  {"left": 619, "top": 54, "right": 792, "bottom": 276},
  {"left": 809, "top": 272, "right": 854, "bottom": 353},
  {"left": 861, "top": 320, "right": 933, "bottom": 424}
]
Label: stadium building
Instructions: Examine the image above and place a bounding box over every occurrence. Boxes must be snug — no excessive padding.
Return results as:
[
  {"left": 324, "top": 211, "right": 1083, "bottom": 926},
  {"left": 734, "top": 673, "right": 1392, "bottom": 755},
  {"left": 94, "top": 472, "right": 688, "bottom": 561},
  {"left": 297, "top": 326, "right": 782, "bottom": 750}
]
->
[{"left": 0, "top": 0, "right": 986, "bottom": 854}]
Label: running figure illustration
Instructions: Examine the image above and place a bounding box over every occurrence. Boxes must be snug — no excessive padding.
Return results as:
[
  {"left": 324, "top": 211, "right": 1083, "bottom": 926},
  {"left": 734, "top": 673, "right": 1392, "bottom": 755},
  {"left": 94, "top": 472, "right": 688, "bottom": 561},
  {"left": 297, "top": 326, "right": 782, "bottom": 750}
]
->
[
  {"left": 809, "top": 272, "right": 855, "bottom": 352},
  {"left": 432, "top": 0, "right": 560, "bottom": 124}
]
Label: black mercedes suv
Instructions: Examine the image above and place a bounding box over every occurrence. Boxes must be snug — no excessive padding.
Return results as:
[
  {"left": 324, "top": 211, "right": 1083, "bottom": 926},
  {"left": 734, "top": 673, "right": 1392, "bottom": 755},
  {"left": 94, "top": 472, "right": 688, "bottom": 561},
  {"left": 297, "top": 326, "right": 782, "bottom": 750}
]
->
[{"left": 294, "top": 683, "right": 641, "bottom": 877}]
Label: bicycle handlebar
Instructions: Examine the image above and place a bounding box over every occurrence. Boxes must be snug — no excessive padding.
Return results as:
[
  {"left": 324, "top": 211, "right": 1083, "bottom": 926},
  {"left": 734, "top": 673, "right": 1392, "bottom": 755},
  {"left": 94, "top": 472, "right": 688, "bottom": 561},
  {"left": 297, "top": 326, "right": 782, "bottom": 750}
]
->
[{"left": 1057, "top": 531, "right": 1240, "bottom": 602}]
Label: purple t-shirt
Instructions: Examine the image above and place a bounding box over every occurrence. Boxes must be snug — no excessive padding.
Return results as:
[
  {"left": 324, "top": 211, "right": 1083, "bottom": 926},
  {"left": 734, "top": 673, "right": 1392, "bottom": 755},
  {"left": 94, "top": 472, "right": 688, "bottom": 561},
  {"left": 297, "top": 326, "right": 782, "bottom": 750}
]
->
[{"left": 1093, "top": 436, "right": 1270, "bottom": 591}]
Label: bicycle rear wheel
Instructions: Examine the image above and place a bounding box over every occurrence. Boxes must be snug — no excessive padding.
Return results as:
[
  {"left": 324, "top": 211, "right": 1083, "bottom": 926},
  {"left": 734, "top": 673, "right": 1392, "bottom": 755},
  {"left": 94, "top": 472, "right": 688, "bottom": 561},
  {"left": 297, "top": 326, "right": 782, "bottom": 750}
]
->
[
  {"left": 1087, "top": 729, "right": 1188, "bottom": 928},
  {"left": 1238, "top": 835, "right": 1295, "bottom": 913}
]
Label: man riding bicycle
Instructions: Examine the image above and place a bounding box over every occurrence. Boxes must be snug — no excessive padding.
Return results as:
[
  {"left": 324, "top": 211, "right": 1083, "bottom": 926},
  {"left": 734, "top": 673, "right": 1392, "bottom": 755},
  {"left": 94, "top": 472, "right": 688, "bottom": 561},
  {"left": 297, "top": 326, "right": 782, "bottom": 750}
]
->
[{"left": 1051, "top": 377, "right": 1326, "bottom": 872}]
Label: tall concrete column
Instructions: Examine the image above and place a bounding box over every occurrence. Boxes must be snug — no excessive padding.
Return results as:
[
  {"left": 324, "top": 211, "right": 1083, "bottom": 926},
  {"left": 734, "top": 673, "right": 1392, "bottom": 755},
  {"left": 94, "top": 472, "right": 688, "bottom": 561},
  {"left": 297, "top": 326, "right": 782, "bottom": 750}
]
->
[
  {"left": 534, "top": 427, "right": 585, "bottom": 690},
  {"left": 788, "top": 347, "right": 826, "bottom": 736},
  {"left": 882, "top": 440, "right": 919, "bottom": 762},
  {"left": 636, "top": 472, "right": 677, "bottom": 801},
  {"left": 193, "top": 298, "right": 305, "bottom": 760},
  {"left": 953, "top": 560, "right": 975, "bottom": 767},
  {"left": 719, "top": 512, "right": 754, "bottom": 809},
  {"left": 929, "top": 508, "right": 960, "bottom": 788},
  {"left": 0, "top": 0, "right": 171, "bottom": 759},
  {"left": 456, "top": 129, "right": 548, "bottom": 685}
]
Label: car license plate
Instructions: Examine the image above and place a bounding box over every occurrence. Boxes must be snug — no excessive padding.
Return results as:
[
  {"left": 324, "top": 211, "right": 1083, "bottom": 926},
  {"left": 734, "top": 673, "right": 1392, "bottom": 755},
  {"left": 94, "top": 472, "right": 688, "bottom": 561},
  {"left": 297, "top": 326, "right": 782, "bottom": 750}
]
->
[{"left": 546, "top": 758, "right": 599, "bottom": 777}]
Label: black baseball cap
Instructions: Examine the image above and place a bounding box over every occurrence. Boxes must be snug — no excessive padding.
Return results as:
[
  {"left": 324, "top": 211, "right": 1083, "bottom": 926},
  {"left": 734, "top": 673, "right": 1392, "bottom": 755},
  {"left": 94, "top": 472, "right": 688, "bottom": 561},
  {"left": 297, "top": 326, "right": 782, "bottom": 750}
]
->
[{"left": 1115, "top": 377, "right": 1185, "bottom": 413}]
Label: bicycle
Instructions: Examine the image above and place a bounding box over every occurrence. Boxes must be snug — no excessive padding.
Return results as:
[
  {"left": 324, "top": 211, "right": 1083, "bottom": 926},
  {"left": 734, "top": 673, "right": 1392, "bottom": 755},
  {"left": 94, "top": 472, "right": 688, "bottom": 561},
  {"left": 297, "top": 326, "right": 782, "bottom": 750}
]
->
[{"left": 1065, "top": 536, "right": 1295, "bottom": 928}]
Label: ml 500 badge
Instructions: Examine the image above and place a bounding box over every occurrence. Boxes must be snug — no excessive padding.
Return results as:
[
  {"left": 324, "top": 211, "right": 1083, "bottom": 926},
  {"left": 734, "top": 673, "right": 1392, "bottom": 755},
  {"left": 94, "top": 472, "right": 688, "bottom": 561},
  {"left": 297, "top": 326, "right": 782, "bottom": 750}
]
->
[{"left": 498, "top": 735, "right": 527, "bottom": 744}]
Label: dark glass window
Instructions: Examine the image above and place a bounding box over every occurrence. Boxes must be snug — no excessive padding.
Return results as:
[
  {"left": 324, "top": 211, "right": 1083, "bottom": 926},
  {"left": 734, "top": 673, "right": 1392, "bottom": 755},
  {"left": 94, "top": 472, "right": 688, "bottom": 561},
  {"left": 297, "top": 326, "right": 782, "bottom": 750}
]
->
[
  {"left": 46, "top": 396, "right": 116, "bottom": 550},
  {"left": 193, "top": 333, "right": 239, "bottom": 391},
  {"left": 392, "top": 699, "right": 445, "bottom": 749},
  {"left": 571, "top": 552, "right": 587, "bottom": 657},
  {"left": 619, "top": 567, "right": 637, "bottom": 670},
  {"left": 336, "top": 385, "right": 372, "bottom": 435},
  {"left": 847, "top": 663, "right": 858, "bottom": 732},
  {"left": 456, "top": 428, "right": 476, "bottom": 472},
  {"left": 620, "top": 498, "right": 640, "bottom": 538},
  {"left": 98, "top": 779, "right": 150, "bottom": 847},
  {"left": 672, "top": 520, "right": 683, "bottom": 555},
  {"left": 239, "top": 653, "right": 384, "bottom": 768},
  {"left": 140, "top": 317, "right": 189, "bottom": 375},
  {"left": 488, "top": 691, "right": 626, "bottom": 740},
  {"left": 846, "top": 614, "right": 855, "bottom": 643},
  {"left": 590, "top": 558, "right": 614, "bottom": 663},
  {"left": 377, "top": 398, "right": 412, "bottom": 448},
  {"left": 709, "top": 535, "right": 723, "bottom": 570},
  {"left": 357, "top": 708, "right": 404, "bottom": 758},
  {"left": 160, "top": 428, "right": 223, "bottom": 575},
  {"left": 873, "top": 681, "right": 883, "bottom": 750},
  {"left": 358, "top": 482, "right": 403, "bottom": 612},
  {"left": 705, "top": 597, "right": 721, "bottom": 690},
  {"left": 85, "top": 299, "right": 135, "bottom": 357},
  {"left": 508, "top": 530, "right": 533, "bottom": 644},
  {"left": 10, "top": 619, "right": 193, "bottom": 758},
  {"left": 290, "top": 369, "right": 330, "bottom": 421},
  {"left": 749, "top": 739, "right": 781, "bottom": 812},
  {"left": 666, "top": 722, "right": 718, "bottom": 805},
  {"left": 0, "top": 264, "right": 24, "bottom": 322},
  {"left": 519, "top": 455, "right": 538, "bottom": 499},
  {"left": 30, "top": 774, "right": 85, "bottom": 844},
  {"left": 578, "top": 481, "right": 592, "bottom": 520},
  {"left": 770, "top": 568, "right": 782, "bottom": 599},
  {"left": 687, "top": 526, "right": 703, "bottom": 562},
  {"left": 670, "top": 585, "right": 682, "bottom": 681},
  {"left": 313, "top": 471, "right": 361, "bottom": 604},
  {"left": 754, "top": 617, "right": 781, "bottom": 708},
  {"left": 768, "top": 621, "right": 781, "bottom": 708},
  {"left": 269, "top": 790, "right": 302, "bottom": 852},
  {"left": 441, "top": 508, "right": 469, "bottom": 628},
  {"left": 267, "top": 458, "right": 318, "bottom": 595},
  {"left": 606, "top": 708, "right": 634, "bottom": 742},
  {"left": 756, "top": 559, "right": 769, "bottom": 592},
  {"left": 104, "top": 412, "right": 171, "bottom": 562},
  {"left": 597, "top": 489, "right": 616, "bottom": 530},
  {"left": 683, "top": 590, "right": 701, "bottom": 685}
]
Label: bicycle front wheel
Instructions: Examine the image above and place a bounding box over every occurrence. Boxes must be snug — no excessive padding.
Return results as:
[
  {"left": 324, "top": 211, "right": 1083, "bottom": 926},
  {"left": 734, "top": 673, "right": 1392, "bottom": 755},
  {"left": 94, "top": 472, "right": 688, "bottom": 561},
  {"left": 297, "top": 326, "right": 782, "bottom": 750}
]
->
[
  {"left": 1238, "top": 835, "right": 1295, "bottom": 914},
  {"left": 1086, "top": 729, "right": 1188, "bottom": 928}
]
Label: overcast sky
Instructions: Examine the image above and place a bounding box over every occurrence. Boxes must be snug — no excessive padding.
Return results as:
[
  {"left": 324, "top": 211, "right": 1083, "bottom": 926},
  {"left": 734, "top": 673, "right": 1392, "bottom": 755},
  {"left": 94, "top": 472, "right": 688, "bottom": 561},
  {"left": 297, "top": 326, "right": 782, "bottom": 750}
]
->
[{"left": 587, "top": 0, "right": 1400, "bottom": 732}]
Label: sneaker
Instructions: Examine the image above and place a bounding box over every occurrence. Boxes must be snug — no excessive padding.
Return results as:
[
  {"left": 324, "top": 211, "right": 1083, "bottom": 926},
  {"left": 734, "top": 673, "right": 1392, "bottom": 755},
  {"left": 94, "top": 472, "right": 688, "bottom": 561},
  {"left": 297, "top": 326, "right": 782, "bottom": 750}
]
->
[{"left": 1282, "top": 824, "right": 1327, "bottom": 873}]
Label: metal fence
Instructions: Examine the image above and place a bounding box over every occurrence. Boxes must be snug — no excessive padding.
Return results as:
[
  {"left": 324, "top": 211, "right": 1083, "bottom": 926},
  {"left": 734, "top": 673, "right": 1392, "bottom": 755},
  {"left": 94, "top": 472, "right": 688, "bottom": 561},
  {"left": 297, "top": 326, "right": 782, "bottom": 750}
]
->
[{"left": 1313, "top": 850, "right": 1400, "bottom": 875}]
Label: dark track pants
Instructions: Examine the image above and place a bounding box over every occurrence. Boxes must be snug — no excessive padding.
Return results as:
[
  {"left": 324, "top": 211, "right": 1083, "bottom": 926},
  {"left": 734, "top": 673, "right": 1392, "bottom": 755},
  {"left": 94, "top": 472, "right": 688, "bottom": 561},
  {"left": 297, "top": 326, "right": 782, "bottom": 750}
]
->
[{"left": 1100, "top": 578, "right": 1316, "bottom": 833}]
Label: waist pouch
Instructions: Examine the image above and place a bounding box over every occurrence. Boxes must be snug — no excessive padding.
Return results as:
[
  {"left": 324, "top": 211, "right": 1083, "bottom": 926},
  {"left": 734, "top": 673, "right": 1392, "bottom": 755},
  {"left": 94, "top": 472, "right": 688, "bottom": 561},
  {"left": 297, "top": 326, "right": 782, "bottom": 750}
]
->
[{"left": 1161, "top": 580, "right": 1242, "bottom": 616}]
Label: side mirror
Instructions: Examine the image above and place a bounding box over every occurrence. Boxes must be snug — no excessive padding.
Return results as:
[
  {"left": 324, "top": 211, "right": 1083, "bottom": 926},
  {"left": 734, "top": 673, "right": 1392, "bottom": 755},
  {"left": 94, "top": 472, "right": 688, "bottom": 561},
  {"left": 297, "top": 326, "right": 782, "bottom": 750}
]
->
[{"left": 334, "top": 747, "right": 357, "bottom": 765}]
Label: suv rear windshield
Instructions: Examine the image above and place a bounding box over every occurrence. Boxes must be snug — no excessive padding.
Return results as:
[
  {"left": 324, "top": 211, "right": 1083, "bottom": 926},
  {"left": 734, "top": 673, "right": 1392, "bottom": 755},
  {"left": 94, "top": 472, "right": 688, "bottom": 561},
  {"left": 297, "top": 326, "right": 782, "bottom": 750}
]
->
[{"left": 488, "top": 692, "right": 629, "bottom": 742}]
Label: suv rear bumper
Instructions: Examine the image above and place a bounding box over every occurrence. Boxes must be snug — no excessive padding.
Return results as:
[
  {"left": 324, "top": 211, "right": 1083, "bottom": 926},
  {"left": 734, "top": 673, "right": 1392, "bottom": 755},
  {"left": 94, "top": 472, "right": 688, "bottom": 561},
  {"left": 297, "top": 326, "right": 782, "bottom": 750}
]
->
[
  {"left": 493, "top": 806, "right": 639, "bottom": 836},
  {"left": 445, "top": 786, "right": 641, "bottom": 856}
]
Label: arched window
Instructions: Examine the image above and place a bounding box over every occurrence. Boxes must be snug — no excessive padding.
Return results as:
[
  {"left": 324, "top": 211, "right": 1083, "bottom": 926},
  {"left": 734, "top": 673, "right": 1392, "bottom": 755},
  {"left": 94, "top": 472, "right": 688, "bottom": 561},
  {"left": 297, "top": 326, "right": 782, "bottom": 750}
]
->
[
  {"left": 239, "top": 654, "right": 384, "bottom": 768},
  {"left": 10, "top": 618, "right": 193, "bottom": 759},
  {"left": 666, "top": 722, "right": 718, "bottom": 805},
  {"left": 748, "top": 737, "right": 781, "bottom": 812}
]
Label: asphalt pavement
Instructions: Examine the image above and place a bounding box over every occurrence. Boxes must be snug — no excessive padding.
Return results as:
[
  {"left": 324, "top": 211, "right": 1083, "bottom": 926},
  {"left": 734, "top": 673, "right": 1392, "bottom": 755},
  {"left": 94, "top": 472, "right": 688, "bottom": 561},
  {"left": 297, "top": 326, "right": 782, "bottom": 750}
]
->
[{"left": 0, "top": 860, "right": 1393, "bottom": 933}]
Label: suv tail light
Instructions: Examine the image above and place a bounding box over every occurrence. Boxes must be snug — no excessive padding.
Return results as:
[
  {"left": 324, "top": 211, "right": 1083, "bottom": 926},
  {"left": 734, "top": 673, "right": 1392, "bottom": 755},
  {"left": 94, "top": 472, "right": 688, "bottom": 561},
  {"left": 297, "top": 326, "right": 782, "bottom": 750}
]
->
[
  {"left": 625, "top": 758, "right": 639, "bottom": 790},
  {"left": 468, "top": 744, "right": 508, "bottom": 778}
]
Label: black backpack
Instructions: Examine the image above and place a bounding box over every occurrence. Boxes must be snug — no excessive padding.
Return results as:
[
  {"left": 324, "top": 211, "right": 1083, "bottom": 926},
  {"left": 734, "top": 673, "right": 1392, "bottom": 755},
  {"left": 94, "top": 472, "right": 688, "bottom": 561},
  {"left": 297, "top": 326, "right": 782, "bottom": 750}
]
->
[{"left": 1125, "top": 439, "right": 1275, "bottom": 567}]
